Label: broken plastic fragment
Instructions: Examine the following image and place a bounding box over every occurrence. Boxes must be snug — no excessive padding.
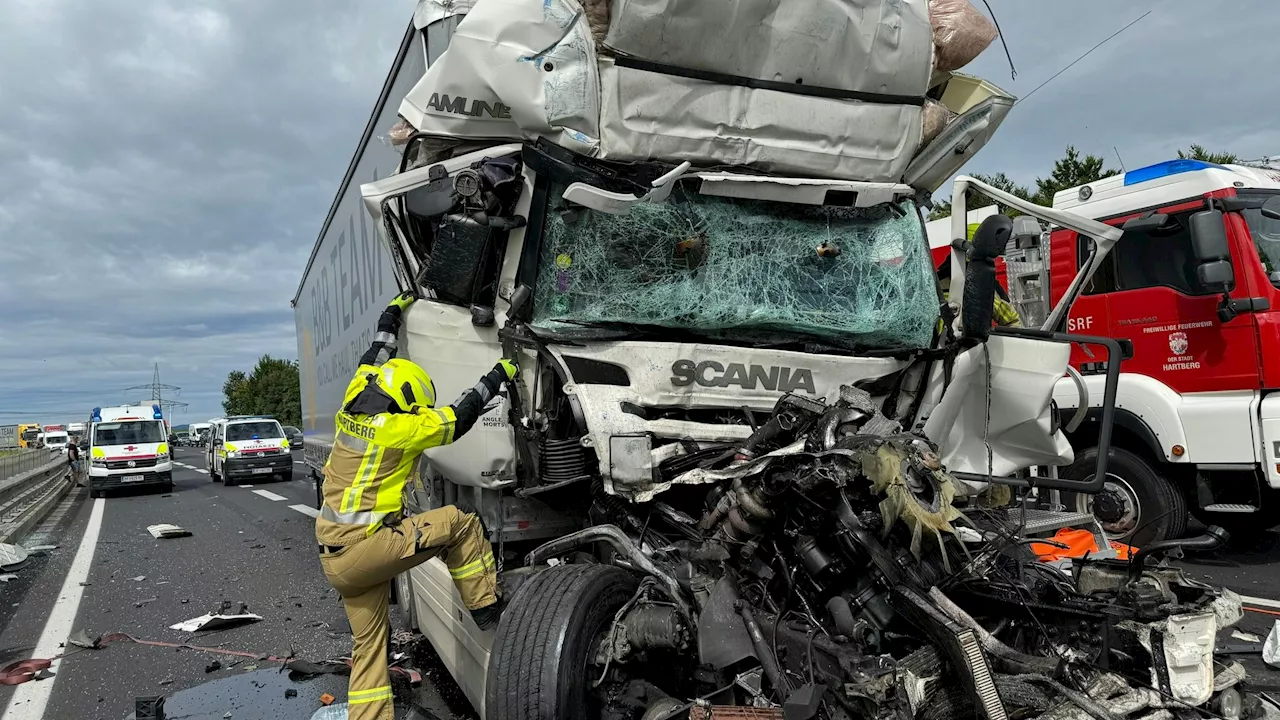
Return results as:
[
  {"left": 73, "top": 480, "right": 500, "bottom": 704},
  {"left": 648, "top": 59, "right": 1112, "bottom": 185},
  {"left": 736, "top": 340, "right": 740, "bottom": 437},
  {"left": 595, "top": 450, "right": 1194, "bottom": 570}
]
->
[
  {"left": 148, "top": 524, "right": 192, "bottom": 539},
  {"left": 1264, "top": 620, "right": 1280, "bottom": 669},
  {"left": 0, "top": 543, "right": 30, "bottom": 570},
  {"left": 169, "top": 612, "right": 263, "bottom": 633}
]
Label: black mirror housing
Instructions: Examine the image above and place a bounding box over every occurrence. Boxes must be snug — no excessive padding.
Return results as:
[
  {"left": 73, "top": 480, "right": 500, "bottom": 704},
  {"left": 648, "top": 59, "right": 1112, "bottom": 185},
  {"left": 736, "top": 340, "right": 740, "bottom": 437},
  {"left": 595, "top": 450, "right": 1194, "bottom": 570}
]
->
[
  {"left": 1197, "top": 260, "right": 1234, "bottom": 293},
  {"left": 969, "top": 214, "right": 1012, "bottom": 261},
  {"left": 1189, "top": 209, "right": 1230, "bottom": 262}
]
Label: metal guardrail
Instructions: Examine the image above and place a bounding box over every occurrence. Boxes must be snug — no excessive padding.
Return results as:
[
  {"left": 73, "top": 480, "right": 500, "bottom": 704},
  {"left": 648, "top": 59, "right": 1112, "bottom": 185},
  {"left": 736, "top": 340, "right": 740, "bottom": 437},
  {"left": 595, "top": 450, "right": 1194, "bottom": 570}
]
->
[
  {"left": 0, "top": 449, "right": 57, "bottom": 481},
  {"left": 0, "top": 453, "right": 73, "bottom": 544}
]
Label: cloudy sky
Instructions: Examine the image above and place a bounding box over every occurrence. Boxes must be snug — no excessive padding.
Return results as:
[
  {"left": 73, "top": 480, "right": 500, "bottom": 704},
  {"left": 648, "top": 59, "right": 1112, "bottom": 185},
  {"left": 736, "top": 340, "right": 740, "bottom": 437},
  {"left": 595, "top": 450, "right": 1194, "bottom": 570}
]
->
[{"left": 1, "top": 0, "right": 1276, "bottom": 425}]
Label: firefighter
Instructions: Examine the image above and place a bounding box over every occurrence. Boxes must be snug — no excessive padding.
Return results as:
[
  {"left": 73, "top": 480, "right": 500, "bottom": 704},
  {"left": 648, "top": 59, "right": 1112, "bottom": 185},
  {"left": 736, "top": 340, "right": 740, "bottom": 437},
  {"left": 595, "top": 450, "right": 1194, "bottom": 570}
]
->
[
  {"left": 316, "top": 291, "right": 516, "bottom": 720},
  {"left": 937, "top": 222, "right": 1022, "bottom": 329}
]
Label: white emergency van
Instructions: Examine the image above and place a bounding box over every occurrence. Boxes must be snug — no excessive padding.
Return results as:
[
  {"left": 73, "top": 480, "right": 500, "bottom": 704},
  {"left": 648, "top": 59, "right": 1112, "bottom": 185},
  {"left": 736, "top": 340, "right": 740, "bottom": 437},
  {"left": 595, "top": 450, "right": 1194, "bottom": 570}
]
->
[
  {"left": 204, "top": 416, "right": 293, "bottom": 486},
  {"left": 88, "top": 404, "right": 173, "bottom": 497}
]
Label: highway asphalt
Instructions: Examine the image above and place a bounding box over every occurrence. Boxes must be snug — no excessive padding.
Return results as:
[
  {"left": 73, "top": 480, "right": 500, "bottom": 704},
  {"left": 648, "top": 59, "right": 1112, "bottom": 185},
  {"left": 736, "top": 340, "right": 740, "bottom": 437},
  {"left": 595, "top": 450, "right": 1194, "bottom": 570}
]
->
[
  {"left": 0, "top": 448, "right": 469, "bottom": 720},
  {"left": 2, "top": 449, "right": 1280, "bottom": 719}
]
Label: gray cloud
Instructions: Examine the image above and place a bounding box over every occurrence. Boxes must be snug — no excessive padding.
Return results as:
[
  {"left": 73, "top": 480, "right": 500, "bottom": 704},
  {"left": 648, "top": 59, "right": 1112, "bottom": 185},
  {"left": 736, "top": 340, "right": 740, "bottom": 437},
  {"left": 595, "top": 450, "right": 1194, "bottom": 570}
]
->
[
  {"left": 2, "top": 0, "right": 1277, "bottom": 424},
  {"left": 955, "top": 0, "right": 1280, "bottom": 189},
  {"left": 0, "top": 0, "right": 410, "bottom": 423}
]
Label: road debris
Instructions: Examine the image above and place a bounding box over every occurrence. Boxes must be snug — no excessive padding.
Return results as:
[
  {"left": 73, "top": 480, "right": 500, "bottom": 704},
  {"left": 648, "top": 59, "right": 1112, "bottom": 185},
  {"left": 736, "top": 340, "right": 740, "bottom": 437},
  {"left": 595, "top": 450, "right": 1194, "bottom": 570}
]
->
[
  {"left": 0, "top": 543, "right": 30, "bottom": 570},
  {"left": 131, "top": 575, "right": 147, "bottom": 582},
  {"left": 0, "top": 574, "right": 16, "bottom": 583},
  {"left": 206, "top": 660, "right": 223, "bottom": 673},
  {"left": 505, "top": 385, "right": 1263, "bottom": 720},
  {"left": 134, "top": 596, "right": 158, "bottom": 608},
  {"left": 25, "top": 544, "right": 58, "bottom": 552},
  {"left": 1265, "top": 619, "right": 1280, "bottom": 669},
  {"left": 284, "top": 688, "right": 297, "bottom": 698},
  {"left": 319, "top": 693, "right": 335, "bottom": 706},
  {"left": 134, "top": 695, "right": 165, "bottom": 719},
  {"left": 148, "top": 524, "right": 192, "bottom": 539},
  {"left": 170, "top": 611, "right": 262, "bottom": 633}
]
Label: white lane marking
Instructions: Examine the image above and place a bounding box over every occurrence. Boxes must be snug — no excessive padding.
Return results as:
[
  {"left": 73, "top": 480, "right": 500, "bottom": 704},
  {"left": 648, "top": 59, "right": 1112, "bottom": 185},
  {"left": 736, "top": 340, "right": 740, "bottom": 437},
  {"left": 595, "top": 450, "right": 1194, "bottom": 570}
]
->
[
  {"left": 1242, "top": 594, "right": 1280, "bottom": 610},
  {"left": 240, "top": 484, "right": 254, "bottom": 488},
  {"left": 290, "top": 504, "right": 320, "bottom": 518},
  {"left": 2, "top": 499, "right": 106, "bottom": 720},
  {"left": 195, "top": 469, "right": 208, "bottom": 474},
  {"left": 252, "top": 490, "right": 288, "bottom": 502}
]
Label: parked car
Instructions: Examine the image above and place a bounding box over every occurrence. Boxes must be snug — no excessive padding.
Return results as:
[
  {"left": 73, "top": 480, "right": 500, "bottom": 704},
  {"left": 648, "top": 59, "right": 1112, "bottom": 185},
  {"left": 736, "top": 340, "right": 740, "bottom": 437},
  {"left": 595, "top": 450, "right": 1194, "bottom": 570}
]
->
[{"left": 282, "top": 425, "right": 304, "bottom": 449}]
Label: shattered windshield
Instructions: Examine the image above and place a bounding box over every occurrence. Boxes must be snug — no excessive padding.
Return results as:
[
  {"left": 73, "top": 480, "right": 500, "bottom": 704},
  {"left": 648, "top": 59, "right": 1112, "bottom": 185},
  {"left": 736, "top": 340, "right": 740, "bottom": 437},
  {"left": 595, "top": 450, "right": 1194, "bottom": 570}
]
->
[{"left": 531, "top": 183, "right": 938, "bottom": 350}]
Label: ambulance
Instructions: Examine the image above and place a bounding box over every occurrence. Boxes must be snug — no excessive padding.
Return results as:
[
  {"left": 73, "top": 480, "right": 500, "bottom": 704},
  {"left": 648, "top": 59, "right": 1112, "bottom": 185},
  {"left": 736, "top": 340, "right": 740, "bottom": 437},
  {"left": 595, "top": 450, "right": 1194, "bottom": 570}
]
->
[
  {"left": 929, "top": 158, "right": 1280, "bottom": 544},
  {"left": 204, "top": 415, "right": 293, "bottom": 486},
  {"left": 88, "top": 404, "right": 173, "bottom": 497}
]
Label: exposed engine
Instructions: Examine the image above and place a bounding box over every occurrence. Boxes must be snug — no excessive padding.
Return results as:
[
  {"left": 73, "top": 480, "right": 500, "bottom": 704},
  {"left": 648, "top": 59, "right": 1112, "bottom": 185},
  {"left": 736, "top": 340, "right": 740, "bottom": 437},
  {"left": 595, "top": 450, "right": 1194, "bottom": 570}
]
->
[{"left": 526, "top": 386, "right": 1260, "bottom": 720}]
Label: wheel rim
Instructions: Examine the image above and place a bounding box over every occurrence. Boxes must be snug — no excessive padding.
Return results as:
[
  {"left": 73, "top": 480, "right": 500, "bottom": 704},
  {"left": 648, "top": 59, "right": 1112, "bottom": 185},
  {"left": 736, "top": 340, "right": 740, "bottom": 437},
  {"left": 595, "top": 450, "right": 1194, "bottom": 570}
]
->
[{"left": 1073, "top": 473, "right": 1141, "bottom": 536}]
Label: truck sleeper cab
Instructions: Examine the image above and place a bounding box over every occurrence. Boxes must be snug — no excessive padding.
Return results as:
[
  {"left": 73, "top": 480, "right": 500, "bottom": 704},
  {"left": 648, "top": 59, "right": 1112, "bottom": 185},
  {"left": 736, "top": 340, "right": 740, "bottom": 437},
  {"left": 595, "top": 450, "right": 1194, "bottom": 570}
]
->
[
  {"left": 206, "top": 416, "right": 292, "bottom": 486},
  {"left": 88, "top": 404, "right": 173, "bottom": 498}
]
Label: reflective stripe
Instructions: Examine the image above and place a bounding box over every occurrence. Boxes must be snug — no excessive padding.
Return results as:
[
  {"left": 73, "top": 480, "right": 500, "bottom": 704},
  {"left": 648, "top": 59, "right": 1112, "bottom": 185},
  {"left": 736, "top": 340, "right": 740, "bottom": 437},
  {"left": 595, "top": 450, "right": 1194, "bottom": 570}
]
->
[
  {"left": 349, "top": 686, "right": 393, "bottom": 705},
  {"left": 335, "top": 429, "right": 368, "bottom": 453},
  {"left": 319, "top": 504, "right": 385, "bottom": 526},
  {"left": 373, "top": 332, "right": 396, "bottom": 345},
  {"left": 341, "top": 444, "right": 383, "bottom": 513},
  {"left": 449, "top": 551, "right": 496, "bottom": 580},
  {"left": 350, "top": 444, "right": 385, "bottom": 511}
]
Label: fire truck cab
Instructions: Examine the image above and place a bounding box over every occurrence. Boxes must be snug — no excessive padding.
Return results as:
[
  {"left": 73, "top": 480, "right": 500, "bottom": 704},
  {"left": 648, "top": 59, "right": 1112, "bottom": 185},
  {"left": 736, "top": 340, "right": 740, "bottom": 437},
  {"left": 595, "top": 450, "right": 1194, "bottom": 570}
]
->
[{"left": 934, "top": 158, "right": 1280, "bottom": 544}]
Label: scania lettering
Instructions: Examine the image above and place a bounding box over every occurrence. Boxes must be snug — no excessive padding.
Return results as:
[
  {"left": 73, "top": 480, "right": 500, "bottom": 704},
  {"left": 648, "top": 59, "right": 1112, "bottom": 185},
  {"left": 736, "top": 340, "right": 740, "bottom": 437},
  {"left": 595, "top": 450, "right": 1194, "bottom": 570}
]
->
[
  {"left": 670, "top": 360, "right": 817, "bottom": 394},
  {"left": 928, "top": 158, "right": 1280, "bottom": 544},
  {"left": 88, "top": 404, "right": 173, "bottom": 497},
  {"left": 292, "top": 4, "right": 1122, "bottom": 717}
]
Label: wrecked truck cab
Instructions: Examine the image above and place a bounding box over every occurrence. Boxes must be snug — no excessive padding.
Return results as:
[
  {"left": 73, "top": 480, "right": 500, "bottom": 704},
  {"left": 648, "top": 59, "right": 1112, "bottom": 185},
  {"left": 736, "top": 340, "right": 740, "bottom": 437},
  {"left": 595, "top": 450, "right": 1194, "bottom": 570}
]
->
[{"left": 355, "top": 138, "right": 1193, "bottom": 720}]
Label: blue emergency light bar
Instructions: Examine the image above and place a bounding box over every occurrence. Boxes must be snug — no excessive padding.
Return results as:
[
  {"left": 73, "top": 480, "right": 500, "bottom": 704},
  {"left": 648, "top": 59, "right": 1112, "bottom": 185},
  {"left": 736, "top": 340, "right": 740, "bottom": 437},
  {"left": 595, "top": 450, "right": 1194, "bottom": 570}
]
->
[
  {"left": 153, "top": 404, "right": 163, "bottom": 419},
  {"left": 1123, "top": 159, "right": 1226, "bottom": 186},
  {"left": 91, "top": 407, "right": 101, "bottom": 423}
]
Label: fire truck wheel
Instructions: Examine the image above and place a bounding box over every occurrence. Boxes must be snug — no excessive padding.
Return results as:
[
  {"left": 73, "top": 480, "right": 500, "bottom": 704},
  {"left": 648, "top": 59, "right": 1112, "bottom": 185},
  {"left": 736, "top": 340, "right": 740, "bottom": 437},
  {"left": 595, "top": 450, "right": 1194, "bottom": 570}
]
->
[{"left": 1064, "top": 446, "right": 1186, "bottom": 546}]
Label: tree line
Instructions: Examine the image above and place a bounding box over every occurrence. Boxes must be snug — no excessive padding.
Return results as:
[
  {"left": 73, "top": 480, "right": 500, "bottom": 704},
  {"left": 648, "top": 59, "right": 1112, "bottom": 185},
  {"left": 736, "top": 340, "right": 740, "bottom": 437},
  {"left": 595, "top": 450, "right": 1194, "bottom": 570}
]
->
[
  {"left": 928, "top": 144, "right": 1240, "bottom": 221},
  {"left": 222, "top": 355, "right": 302, "bottom": 428}
]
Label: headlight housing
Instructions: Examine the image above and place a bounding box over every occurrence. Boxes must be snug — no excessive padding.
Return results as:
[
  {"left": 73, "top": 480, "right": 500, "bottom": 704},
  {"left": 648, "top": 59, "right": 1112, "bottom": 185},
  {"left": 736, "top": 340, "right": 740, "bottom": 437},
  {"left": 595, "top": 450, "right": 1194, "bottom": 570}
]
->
[{"left": 91, "top": 459, "right": 107, "bottom": 467}]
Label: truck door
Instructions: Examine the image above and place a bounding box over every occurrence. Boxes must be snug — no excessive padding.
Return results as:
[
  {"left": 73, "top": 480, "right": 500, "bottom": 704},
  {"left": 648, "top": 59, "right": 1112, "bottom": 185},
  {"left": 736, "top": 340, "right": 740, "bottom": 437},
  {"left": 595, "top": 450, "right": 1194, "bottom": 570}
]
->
[{"left": 1084, "top": 203, "right": 1260, "bottom": 394}]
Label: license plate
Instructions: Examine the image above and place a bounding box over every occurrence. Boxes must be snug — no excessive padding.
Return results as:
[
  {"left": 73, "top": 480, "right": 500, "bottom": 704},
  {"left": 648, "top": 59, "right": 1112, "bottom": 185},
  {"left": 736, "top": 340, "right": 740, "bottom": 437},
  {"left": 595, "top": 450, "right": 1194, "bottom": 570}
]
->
[
  {"left": 121, "top": 475, "right": 144, "bottom": 483},
  {"left": 252, "top": 468, "right": 274, "bottom": 475}
]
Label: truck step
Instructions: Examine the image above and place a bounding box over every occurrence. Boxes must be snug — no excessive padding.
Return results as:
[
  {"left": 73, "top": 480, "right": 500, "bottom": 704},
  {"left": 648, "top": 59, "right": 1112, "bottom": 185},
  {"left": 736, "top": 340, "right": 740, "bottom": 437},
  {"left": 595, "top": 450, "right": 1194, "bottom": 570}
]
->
[{"left": 1202, "top": 503, "right": 1258, "bottom": 513}]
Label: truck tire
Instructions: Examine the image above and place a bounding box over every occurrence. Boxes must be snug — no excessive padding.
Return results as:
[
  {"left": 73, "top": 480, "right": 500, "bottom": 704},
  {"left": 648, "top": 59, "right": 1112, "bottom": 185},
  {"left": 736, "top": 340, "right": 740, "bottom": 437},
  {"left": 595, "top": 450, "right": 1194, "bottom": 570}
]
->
[
  {"left": 280, "top": 470, "right": 293, "bottom": 483},
  {"left": 486, "top": 564, "right": 638, "bottom": 720},
  {"left": 1064, "top": 446, "right": 1186, "bottom": 546},
  {"left": 393, "top": 570, "right": 417, "bottom": 632}
]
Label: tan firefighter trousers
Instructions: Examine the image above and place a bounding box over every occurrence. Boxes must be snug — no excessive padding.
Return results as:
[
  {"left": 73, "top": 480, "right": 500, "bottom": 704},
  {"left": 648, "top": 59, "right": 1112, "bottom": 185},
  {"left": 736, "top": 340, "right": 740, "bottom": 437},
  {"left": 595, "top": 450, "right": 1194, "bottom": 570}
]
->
[{"left": 319, "top": 505, "right": 497, "bottom": 720}]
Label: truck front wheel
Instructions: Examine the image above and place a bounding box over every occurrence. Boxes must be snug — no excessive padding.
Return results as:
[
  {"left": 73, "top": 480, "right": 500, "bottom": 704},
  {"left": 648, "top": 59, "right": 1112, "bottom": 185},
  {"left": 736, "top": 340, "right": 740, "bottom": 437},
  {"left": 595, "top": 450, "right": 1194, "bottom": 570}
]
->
[
  {"left": 1063, "top": 446, "right": 1186, "bottom": 546},
  {"left": 486, "top": 564, "right": 638, "bottom": 720}
]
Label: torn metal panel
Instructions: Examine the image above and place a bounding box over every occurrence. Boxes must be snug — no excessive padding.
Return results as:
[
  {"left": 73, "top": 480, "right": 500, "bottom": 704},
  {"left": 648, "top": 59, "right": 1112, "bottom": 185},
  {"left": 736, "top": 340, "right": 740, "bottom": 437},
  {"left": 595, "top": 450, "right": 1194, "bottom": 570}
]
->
[
  {"left": 545, "top": 342, "right": 907, "bottom": 499},
  {"left": 922, "top": 334, "right": 1075, "bottom": 483}
]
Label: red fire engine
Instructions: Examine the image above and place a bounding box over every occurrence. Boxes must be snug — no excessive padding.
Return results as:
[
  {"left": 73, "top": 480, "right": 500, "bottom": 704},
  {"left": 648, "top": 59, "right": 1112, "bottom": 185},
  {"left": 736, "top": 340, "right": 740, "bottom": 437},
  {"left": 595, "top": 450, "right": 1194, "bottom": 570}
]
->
[{"left": 931, "top": 159, "right": 1280, "bottom": 545}]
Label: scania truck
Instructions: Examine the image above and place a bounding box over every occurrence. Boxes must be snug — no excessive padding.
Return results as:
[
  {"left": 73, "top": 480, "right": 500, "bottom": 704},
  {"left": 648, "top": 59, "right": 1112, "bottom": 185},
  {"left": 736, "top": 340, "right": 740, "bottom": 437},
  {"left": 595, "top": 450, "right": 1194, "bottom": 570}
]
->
[{"left": 293, "top": 1, "right": 1137, "bottom": 717}]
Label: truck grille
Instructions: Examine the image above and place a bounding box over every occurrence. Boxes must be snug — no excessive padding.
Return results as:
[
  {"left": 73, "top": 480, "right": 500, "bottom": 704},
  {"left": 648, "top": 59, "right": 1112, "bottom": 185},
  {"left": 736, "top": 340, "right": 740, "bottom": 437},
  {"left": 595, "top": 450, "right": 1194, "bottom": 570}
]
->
[{"left": 105, "top": 458, "right": 158, "bottom": 470}]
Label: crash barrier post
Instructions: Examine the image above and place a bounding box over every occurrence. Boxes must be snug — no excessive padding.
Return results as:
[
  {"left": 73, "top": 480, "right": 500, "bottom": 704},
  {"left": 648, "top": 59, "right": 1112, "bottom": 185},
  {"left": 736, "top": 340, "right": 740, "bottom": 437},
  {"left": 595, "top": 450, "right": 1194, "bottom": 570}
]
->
[{"left": 0, "top": 450, "right": 74, "bottom": 544}]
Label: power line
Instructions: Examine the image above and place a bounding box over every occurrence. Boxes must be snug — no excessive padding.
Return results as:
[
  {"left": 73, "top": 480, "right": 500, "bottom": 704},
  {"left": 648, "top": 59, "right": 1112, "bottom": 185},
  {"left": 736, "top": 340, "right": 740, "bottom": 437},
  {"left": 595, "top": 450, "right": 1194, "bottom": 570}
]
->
[{"left": 1017, "top": 10, "right": 1152, "bottom": 107}]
